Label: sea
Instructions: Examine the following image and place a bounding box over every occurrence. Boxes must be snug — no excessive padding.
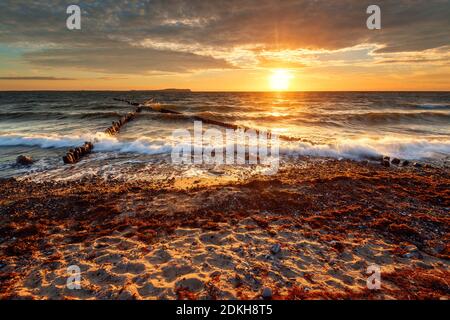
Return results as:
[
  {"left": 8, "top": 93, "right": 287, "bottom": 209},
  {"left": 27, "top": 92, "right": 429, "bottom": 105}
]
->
[{"left": 0, "top": 91, "right": 449, "bottom": 181}]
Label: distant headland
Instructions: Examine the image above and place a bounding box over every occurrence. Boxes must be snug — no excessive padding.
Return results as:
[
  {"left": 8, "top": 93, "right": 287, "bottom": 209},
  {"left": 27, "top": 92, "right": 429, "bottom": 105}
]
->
[{"left": 142, "top": 88, "right": 191, "bottom": 93}]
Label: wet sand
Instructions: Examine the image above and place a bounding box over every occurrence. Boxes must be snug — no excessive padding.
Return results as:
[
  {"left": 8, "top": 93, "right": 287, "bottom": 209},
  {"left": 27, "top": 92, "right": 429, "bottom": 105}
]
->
[{"left": 0, "top": 158, "right": 449, "bottom": 300}]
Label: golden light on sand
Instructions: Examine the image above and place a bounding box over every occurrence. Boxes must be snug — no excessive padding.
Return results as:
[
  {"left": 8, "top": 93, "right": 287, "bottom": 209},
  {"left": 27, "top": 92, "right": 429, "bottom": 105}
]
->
[{"left": 269, "top": 69, "right": 292, "bottom": 91}]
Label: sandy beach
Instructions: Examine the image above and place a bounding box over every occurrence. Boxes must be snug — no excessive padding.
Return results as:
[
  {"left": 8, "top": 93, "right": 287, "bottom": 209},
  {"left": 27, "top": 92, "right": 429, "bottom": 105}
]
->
[{"left": 0, "top": 158, "right": 448, "bottom": 300}]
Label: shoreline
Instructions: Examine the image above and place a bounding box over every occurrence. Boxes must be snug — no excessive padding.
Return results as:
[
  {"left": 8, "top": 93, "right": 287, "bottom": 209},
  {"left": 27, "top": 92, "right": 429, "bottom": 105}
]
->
[{"left": 0, "top": 158, "right": 449, "bottom": 299}]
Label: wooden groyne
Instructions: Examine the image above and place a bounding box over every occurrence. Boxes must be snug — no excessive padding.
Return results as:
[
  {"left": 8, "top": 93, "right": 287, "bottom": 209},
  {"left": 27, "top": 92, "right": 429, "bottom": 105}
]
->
[
  {"left": 135, "top": 98, "right": 309, "bottom": 143},
  {"left": 62, "top": 101, "right": 145, "bottom": 164},
  {"left": 62, "top": 97, "right": 417, "bottom": 168},
  {"left": 130, "top": 98, "right": 418, "bottom": 167},
  {"left": 104, "top": 106, "right": 143, "bottom": 136},
  {"left": 62, "top": 141, "right": 94, "bottom": 164}
]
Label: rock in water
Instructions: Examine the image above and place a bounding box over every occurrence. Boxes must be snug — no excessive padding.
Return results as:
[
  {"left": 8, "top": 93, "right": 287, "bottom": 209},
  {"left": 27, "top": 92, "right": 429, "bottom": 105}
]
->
[
  {"left": 402, "top": 160, "right": 410, "bottom": 166},
  {"left": 16, "top": 155, "right": 33, "bottom": 165},
  {"left": 382, "top": 159, "right": 390, "bottom": 167},
  {"left": 391, "top": 158, "right": 401, "bottom": 165}
]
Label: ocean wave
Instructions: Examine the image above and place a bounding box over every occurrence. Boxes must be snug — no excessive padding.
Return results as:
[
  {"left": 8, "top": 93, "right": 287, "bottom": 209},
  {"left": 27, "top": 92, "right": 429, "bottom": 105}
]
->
[
  {"left": 0, "top": 133, "right": 172, "bottom": 155},
  {"left": 93, "top": 136, "right": 172, "bottom": 155},
  {"left": 1, "top": 133, "right": 449, "bottom": 161},
  {"left": 156, "top": 110, "right": 450, "bottom": 127},
  {"left": 345, "top": 111, "right": 450, "bottom": 125},
  {"left": 282, "top": 137, "right": 450, "bottom": 160},
  {"left": 0, "top": 133, "right": 91, "bottom": 149},
  {"left": 0, "top": 111, "right": 124, "bottom": 121},
  {"left": 408, "top": 103, "right": 450, "bottom": 110}
]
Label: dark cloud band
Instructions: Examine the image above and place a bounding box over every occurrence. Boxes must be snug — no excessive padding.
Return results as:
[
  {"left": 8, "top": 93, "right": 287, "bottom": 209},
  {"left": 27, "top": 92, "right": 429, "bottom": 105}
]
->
[{"left": 0, "top": 0, "right": 448, "bottom": 74}]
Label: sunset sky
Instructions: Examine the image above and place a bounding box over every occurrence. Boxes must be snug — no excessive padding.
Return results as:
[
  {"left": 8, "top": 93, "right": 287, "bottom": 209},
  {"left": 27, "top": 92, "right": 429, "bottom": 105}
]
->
[{"left": 0, "top": 0, "right": 449, "bottom": 91}]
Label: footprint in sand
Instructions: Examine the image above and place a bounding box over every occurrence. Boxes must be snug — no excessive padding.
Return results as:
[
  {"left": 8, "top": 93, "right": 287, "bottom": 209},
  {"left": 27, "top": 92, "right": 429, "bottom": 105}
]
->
[
  {"left": 95, "top": 236, "right": 123, "bottom": 245},
  {"left": 111, "top": 261, "right": 146, "bottom": 274},
  {"left": 146, "top": 248, "right": 172, "bottom": 264},
  {"left": 175, "top": 277, "right": 204, "bottom": 292},
  {"left": 206, "top": 252, "right": 235, "bottom": 270},
  {"left": 162, "top": 264, "right": 195, "bottom": 281},
  {"left": 326, "top": 269, "right": 355, "bottom": 285},
  {"left": 192, "top": 253, "right": 209, "bottom": 264},
  {"left": 278, "top": 264, "right": 300, "bottom": 279},
  {"left": 137, "top": 282, "right": 165, "bottom": 297},
  {"left": 23, "top": 270, "right": 43, "bottom": 288},
  {"left": 199, "top": 231, "right": 231, "bottom": 246},
  {"left": 86, "top": 268, "right": 127, "bottom": 285},
  {"left": 94, "top": 252, "right": 124, "bottom": 264}
]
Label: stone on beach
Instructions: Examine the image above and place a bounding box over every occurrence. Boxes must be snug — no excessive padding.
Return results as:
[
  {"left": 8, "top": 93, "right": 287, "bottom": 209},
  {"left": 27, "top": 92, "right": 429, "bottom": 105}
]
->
[
  {"left": 270, "top": 243, "right": 282, "bottom": 255},
  {"left": 262, "top": 287, "right": 272, "bottom": 300},
  {"left": 16, "top": 155, "right": 33, "bottom": 165}
]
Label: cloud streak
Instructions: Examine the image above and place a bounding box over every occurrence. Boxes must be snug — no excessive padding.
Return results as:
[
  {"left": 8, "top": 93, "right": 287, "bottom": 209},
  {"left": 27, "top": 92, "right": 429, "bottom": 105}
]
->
[
  {"left": 0, "top": 76, "right": 75, "bottom": 80},
  {"left": 0, "top": 0, "right": 448, "bottom": 75}
]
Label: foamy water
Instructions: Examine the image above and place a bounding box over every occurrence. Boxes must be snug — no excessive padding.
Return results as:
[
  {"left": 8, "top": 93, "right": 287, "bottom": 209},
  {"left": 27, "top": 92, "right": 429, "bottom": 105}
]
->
[{"left": 1, "top": 91, "right": 449, "bottom": 180}]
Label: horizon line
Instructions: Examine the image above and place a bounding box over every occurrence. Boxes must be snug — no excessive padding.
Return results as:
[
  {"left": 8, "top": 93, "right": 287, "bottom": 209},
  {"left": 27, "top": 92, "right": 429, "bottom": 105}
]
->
[{"left": 1, "top": 89, "right": 449, "bottom": 93}]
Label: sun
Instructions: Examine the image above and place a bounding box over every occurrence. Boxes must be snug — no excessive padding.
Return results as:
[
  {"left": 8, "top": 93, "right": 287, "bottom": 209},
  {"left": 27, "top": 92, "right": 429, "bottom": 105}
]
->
[{"left": 269, "top": 69, "right": 292, "bottom": 91}]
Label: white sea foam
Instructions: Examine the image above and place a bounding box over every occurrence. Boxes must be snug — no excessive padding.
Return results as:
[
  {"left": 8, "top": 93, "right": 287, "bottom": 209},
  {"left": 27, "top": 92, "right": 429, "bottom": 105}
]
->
[
  {"left": 0, "top": 133, "right": 89, "bottom": 149},
  {"left": 0, "top": 133, "right": 171, "bottom": 155},
  {"left": 1, "top": 133, "right": 449, "bottom": 161},
  {"left": 281, "top": 137, "right": 450, "bottom": 160},
  {"left": 411, "top": 103, "right": 450, "bottom": 110}
]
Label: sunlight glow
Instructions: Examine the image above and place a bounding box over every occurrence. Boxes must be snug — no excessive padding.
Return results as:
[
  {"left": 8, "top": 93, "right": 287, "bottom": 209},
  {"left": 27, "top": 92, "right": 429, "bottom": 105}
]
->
[{"left": 269, "top": 69, "right": 292, "bottom": 91}]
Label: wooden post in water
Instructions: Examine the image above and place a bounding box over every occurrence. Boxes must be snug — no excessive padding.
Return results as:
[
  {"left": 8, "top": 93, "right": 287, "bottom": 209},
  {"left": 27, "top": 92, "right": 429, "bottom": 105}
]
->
[{"left": 62, "top": 101, "right": 145, "bottom": 164}]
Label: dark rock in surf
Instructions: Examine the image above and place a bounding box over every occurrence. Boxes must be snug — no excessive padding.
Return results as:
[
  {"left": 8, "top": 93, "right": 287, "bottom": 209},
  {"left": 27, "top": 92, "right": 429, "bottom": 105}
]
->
[
  {"left": 382, "top": 159, "right": 390, "bottom": 167},
  {"left": 16, "top": 155, "right": 33, "bottom": 165},
  {"left": 391, "top": 158, "right": 401, "bottom": 165},
  {"left": 402, "top": 160, "right": 410, "bottom": 166}
]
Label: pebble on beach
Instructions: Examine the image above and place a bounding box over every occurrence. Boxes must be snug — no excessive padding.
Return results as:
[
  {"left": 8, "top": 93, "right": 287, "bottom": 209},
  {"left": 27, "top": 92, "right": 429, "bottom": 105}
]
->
[
  {"left": 16, "top": 155, "right": 33, "bottom": 165},
  {"left": 270, "top": 243, "right": 282, "bottom": 255},
  {"left": 262, "top": 287, "right": 272, "bottom": 300}
]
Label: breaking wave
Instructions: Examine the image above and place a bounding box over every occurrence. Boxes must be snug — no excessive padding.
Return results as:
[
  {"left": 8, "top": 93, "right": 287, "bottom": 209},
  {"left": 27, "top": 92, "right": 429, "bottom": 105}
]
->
[
  {"left": 281, "top": 137, "right": 450, "bottom": 160},
  {"left": 0, "top": 111, "right": 123, "bottom": 121},
  {"left": 408, "top": 103, "right": 450, "bottom": 110},
  {"left": 344, "top": 112, "right": 450, "bottom": 125},
  {"left": 1, "top": 133, "right": 449, "bottom": 160}
]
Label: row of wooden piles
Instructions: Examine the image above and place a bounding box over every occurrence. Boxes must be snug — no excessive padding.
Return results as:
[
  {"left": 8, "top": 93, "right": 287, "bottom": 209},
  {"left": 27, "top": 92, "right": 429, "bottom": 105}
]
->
[{"left": 62, "top": 99, "right": 144, "bottom": 164}]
